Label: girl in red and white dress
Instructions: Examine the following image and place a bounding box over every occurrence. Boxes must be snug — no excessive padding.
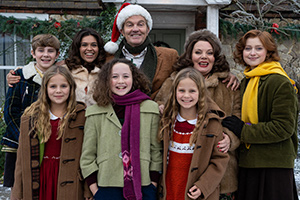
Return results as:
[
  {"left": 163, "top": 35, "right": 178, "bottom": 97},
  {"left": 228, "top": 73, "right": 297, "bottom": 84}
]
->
[{"left": 159, "top": 67, "right": 229, "bottom": 200}]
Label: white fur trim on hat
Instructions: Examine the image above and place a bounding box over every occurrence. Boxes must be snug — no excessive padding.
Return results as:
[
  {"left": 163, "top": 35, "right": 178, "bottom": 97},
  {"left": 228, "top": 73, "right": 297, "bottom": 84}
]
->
[
  {"left": 116, "top": 4, "right": 153, "bottom": 31},
  {"left": 104, "top": 41, "right": 119, "bottom": 54}
]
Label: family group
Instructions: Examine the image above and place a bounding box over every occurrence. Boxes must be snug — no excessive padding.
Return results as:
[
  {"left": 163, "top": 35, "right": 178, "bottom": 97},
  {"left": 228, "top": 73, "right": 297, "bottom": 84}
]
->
[{"left": 1, "top": 2, "right": 298, "bottom": 200}]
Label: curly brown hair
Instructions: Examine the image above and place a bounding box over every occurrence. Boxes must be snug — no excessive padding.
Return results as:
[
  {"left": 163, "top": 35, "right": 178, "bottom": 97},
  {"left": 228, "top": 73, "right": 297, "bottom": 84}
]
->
[
  {"left": 65, "top": 28, "right": 106, "bottom": 72},
  {"left": 159, "top": 67, "right": 209, "bottom": 145},
  {"left": 234, "top": 29, "right": 280, "bottom": 66},
  {"left": 174, "top": 29, "right": 229, "bottom": 74},
  {"left": 93, "top": 58, "right": 151, "bottom": 106}
]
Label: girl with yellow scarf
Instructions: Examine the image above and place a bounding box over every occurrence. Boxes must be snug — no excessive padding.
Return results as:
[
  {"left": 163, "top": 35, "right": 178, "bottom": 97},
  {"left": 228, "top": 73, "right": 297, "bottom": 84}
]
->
[{"left": 222, "top": 30, "right": 298, "bottom": 200}]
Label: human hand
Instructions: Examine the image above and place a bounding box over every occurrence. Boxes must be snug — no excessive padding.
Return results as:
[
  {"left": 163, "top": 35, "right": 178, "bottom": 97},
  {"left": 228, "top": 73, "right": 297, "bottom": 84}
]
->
[
  {"left": 158, "top": 104, "right": 165, "bottom": 115},
  {"left": 89, "top": 183, "right": 98, "bottom": 196},
  {"left": 187, "top": 185, "right": 201, "bottom": 199},
  {"left": 222, "top": 115, "right": 244, "bottom": 138},
  {"left": 7, "top": 69, "right": 20, "bottom": 87},
  {"left": 85, "top": 197, "right": 93, "bottom": 200},
  {"left": 218, "top": 133, "right": 230, "bottom": 153},
  {"left": 222, "top": 72, "right": 240, "bottom": 91},
  {"left": 151, "top": 181, "right": 157, "bottom": 187}
]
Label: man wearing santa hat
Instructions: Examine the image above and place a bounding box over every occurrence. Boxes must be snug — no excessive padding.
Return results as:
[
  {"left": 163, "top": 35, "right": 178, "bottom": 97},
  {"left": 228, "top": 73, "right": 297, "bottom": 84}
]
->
[{"left": 104, "top": 3, "right": 178, "bottom": 99}]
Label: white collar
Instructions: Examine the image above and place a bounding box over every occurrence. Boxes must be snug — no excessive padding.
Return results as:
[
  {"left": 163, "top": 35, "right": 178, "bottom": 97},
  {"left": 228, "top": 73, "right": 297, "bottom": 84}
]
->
[
  {"left": 49, "top": 110, "right": 60, "bottom": 120},
  {"left": 176, "top": 113, "right": 197, "bottom": 125},
  {"left": 22, "top": 61, "right": 43, "bottom": 85},
  {"left": 122, "top": 46, "right": 147, "bottom": 59}
]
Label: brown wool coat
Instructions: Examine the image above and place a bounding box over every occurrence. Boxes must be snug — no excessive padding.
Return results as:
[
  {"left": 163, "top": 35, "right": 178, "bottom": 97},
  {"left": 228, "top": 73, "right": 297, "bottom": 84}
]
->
[
  {"left": 159, "top": 98, "right": 230, "bottom": 200},
  {"left": 106, "top": 46, "right": 178, "bottom": 99},
  {"left": 155, "top": 71, "right": 241, "bottom": 194},
  {"left": 12, "top": 102, "right": 92, "bottom": 200}
]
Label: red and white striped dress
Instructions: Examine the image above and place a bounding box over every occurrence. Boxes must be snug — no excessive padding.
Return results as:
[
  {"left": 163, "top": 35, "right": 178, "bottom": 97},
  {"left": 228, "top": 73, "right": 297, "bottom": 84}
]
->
[{"left": 166, "top": 114, "right": 197, "bottom": 200}]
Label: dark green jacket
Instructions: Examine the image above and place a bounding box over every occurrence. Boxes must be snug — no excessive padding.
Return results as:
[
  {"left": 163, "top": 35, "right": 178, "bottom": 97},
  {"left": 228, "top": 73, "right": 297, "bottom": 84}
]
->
[{"left": 239, "top": 73, "right": 298, "bottom": 168}]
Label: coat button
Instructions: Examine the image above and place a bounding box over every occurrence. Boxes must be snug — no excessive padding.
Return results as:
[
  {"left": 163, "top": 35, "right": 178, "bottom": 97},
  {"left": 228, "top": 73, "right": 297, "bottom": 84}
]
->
[
  {"left": 32, "top": 181, "right": 39, "bottom": 189},
  {"left": 118, "top": 130, "right": 121, "bottom": 136},
  {"left": 30, "top": 138, "right": 39, "bottom": 146},
  {"left": 119, "top": 152, "right": 122, "bottom": 159},
  {"left": 31, "top": 160, "right": 39, "bottom": 168}
]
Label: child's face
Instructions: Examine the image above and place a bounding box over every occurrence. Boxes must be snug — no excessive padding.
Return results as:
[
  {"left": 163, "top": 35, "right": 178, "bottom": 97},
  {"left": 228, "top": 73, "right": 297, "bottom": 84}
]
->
[
  {"left": 243, "top": 37, "right": 267, "bottom": 69},
  {"left": 110, "top": 63, "right": 133, "bottom": 96},
  {"left": 31, "top": 47, "right": 59, "bottom": 72},
  {"left": 192, "top": 40, "right": 215, "bottom": 77},
  {"left": 176, "top": 78, "right": 199, "bottom": 112},
  {"left": 47, "top": 74, "right": 70, "bottom": 108},
  {"left": 80, "top": 35, "right": 99, "bottom": 63}
]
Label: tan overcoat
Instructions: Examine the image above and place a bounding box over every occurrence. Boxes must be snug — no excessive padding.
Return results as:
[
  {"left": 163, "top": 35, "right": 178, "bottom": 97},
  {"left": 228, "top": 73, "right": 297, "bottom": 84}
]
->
[{"left": 12, "top": 102, "right": 92, "bottom": 200}]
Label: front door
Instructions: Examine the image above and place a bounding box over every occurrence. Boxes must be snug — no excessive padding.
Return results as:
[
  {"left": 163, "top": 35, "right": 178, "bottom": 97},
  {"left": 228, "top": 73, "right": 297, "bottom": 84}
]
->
[{"left": 149, "top": 29, "right": 185, "bottom": 56}]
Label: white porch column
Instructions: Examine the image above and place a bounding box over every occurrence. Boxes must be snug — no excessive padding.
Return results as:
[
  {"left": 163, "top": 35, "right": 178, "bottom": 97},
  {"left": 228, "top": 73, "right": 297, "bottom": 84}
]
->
[{"left": 206, "top": 5, "right": 219, "bottom": 37}]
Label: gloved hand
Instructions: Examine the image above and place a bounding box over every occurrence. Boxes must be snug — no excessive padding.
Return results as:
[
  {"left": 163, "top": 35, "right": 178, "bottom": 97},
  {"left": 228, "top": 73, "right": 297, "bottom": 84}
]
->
[{"left": 222, "top": 115, "right": 244, "bottom": 139}]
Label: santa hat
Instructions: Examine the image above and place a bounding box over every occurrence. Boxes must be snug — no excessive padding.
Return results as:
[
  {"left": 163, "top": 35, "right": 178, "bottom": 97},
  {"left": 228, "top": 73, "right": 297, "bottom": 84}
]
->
[{"left": 104, "top": 3, "right": 153, "bottom": 54}]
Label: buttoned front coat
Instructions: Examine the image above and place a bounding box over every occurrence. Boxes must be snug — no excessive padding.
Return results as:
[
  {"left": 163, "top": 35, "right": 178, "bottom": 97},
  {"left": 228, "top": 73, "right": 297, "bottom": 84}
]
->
[
  {"left": 159, "top": 98, "right": 230, "bottom": 200},
  {"left": 155, "top": 71, "right": 241, "bottom": 194},
  {"left": 80, "top": 100, "right": 162, "bottom": 186},
  {"left": 12, "top": 102, "right": 91, "bottom": 200}
]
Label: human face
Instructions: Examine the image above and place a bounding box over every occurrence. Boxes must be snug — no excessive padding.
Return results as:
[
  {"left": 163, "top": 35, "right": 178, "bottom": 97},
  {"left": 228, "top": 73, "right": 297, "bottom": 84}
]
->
[
  {"left": 192, "top": 41, "right": 215, "bottom": 77},
  {"left": 120, "top": 15, "right": 149, "bottom": 47},
  {"left": 47, "top": 74, "right": 70, "bottom": 108},
  {"left": 31, "top": 47, "right": 59, "bottom": 72},
  {"left": 243, "top": 37, "right": 267, "bottom": 69},
  {"left": 80, "top": 35, "right": 99, "bottom": 63},
  {"left": 176, "top": 78, "right": 199, "bottom": 113},
  {"left": 110, "top": 63, "right": 133, "bottom": 96}
]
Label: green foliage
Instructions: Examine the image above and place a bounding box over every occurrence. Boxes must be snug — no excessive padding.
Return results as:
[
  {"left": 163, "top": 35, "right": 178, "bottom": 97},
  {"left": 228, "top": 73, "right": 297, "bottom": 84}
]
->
[
  {"left": 0, "top": 3, "right": 117, "bottom": 62},
  {"left": 220, "top": 18, "right": 300, "bottom": 41}
]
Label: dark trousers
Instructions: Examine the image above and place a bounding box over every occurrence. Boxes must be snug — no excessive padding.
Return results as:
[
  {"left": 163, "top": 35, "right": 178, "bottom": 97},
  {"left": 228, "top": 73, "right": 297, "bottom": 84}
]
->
[
  {"left": 237, "top": 167, "right": 298, "bottom": 200},
  {"left": 3, "top": 152, "right": 17, "bottom": 187},
  {"left": 94, "top": 184, "right": 157, "bottom": 200}
]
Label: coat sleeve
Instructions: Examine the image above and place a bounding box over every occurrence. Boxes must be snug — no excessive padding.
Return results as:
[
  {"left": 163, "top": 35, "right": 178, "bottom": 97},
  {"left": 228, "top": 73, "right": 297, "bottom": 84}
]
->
[
  {"left": 241, "top": 76, "right": 298, "bottom": 144},
  {"left": 3, "top": 70, "right": 24, "bottom": 147},
  {"left": 11, "top": 117, "right": 27, "bottom": 199},
  {"left": 149, "top": 112, "right": 163, "bottom": 172},
  {"left": 194, "top": 123, "right": 230, "bottom": 198},
  {"left": 80, "top": 114, "right": 99, "bottom": 179}
]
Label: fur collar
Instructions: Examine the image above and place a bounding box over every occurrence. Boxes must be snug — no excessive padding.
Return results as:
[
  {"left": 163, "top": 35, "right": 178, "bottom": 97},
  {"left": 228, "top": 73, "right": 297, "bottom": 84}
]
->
[
  {"left": 22, "top": 62, "right": 42, "bottom": 85},
  {"left": 205, "top": 71, "right": 229, "bottom": 88},
  {"left": 71, "top": 65, "right": 100, "bottom": 75}
]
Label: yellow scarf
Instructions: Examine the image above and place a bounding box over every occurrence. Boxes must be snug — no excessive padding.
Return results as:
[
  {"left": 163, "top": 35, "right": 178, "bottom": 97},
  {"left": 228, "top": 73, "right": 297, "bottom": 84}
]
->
[{"left": 242, "top": 61, "right": 297, "bottom": 148}]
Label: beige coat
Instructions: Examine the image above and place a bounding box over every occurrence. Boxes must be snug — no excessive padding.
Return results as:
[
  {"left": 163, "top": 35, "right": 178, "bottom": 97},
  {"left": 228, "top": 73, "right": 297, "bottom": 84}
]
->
[
  {"left": 12, "top": 102, "right": 92, "bottom": 200},
  {"left": 155, "top": 71, "right": 241, "bottom": 194},
  {"left": 159, "top": 98, "right": 230, "bottom": 200},
  {"left": 71, "top": 65, "right": 100, "bottom": 106}
]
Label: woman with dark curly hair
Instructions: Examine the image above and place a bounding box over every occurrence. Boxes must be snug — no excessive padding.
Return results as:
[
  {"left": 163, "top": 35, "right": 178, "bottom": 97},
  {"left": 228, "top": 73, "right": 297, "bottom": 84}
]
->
[
  {"left": 155, "top": 29, "right": 241, "bottom": 200},
  {"left": 222, "top": 30, "right": 298, "bottom": 200}
]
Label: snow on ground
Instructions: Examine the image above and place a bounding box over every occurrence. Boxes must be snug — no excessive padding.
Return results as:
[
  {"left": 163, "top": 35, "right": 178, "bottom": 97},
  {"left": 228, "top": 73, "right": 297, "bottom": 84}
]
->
[{"left": 0, "top": 184, "right": 10, "bottom": 200}]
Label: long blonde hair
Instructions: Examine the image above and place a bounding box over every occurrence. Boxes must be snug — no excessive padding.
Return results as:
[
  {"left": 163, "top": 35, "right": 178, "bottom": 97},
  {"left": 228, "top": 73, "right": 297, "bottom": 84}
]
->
[
  {"left": 159, "top": 67, "right": 208, "bottom": 145},
  {"left": 23, "top": 65, "right": 77, "bottom": 143}
]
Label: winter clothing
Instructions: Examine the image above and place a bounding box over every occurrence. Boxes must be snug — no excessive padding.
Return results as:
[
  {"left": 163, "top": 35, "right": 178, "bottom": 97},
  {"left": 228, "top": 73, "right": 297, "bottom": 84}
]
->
[
  {"left": 2, "top": 62, "right": 41, "bottom": 149},
  {"left": 159, "top": 98, "right": 229, "bottom": 200},
  {"left": 155, "top": 71, "right": 241, "bottom": 194},
  {"left": 239, "top": 73, "right": 298, "bottom": 169},
  {"left": 12, "top": 102, "right": 92, "bottom": 200},
  {"left": 80, "top": 100, "right": 162, "bottom": 187},
  {"left": 70, "top": 65, "right": 99, "bottom": 106},
  {"left": 104, "top": 3, "right": 153, "bottom": 54}
]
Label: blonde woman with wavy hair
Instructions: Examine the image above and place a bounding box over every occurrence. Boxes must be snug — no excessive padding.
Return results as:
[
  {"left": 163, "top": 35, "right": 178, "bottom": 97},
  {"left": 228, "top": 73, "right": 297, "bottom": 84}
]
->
[
  {"left": 158, "top": 67, "right": 229, "bottom": 200},
  {"left": 12, "top": 65, "right": 92, "bottom": 200}
]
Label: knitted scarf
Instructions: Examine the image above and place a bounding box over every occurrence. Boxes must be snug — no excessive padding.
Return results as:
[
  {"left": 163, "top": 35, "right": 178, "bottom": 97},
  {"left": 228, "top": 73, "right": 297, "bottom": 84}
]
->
[
  {"left": 242, "top": 61, "right": 297, "bottom": 125},
  {"left": 114, "top": 36, "right": 157, "bottom": 83},
  {"left": 113, "top": 89, "right": 150, "bottom": 200}
]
